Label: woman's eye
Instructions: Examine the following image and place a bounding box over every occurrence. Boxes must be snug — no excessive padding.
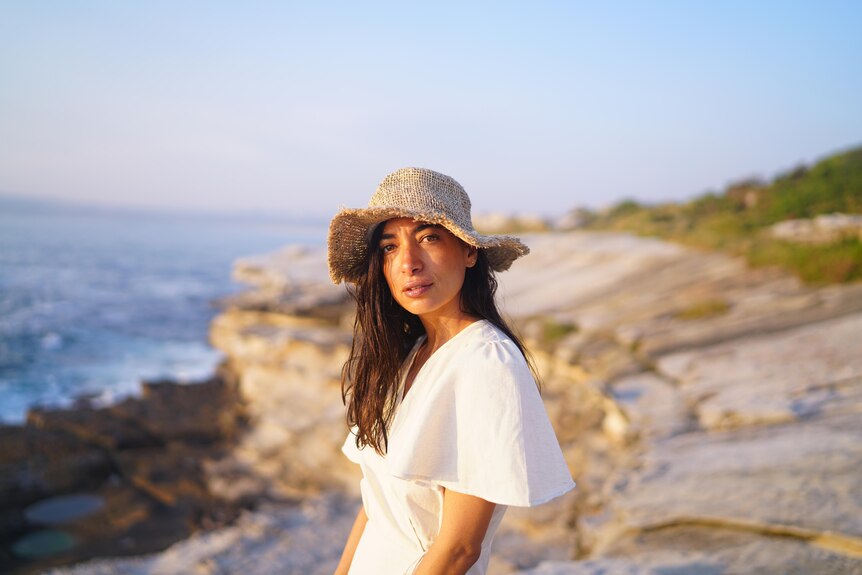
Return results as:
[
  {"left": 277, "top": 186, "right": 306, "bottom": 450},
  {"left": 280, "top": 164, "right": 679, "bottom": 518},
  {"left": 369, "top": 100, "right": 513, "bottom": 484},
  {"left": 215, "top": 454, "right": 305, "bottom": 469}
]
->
[{"left": 380, "top": 244, "right": 395, "bottom": 254}]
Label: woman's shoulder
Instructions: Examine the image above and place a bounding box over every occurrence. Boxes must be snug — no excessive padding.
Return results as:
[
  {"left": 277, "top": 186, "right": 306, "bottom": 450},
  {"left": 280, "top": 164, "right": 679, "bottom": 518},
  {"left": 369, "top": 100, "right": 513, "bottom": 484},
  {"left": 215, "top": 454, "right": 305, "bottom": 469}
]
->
[
  {"left": 441, "top": 319, "right": 535, "bottom": 391},
  {"left": 454, "top": 319, "right": 527, "bottom": 363}
]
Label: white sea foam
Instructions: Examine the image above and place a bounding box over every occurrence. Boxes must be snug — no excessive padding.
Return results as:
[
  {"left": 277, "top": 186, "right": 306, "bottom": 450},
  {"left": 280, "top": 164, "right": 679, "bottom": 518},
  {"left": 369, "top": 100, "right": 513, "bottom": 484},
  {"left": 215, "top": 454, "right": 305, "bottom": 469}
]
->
[{"left": 0, "top": 203, "right": 326, "bottom": 423}]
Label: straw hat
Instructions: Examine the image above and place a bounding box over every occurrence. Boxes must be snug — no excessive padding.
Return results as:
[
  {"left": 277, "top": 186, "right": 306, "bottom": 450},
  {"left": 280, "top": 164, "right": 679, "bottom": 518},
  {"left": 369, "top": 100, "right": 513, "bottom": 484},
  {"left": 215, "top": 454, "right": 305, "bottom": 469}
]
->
[{"left": 327, "top": 167, "right": 530, "bottom": 284}]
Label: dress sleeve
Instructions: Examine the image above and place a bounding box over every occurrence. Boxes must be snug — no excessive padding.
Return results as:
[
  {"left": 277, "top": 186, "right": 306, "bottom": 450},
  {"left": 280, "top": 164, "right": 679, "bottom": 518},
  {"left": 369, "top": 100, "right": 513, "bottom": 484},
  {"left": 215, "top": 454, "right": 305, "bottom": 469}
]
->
[
  {"left": 385, "top": 336, "right": 576, "bottom": 507},
  {"left": 341, "top": 427, "right": 362, "bottom": 464}
]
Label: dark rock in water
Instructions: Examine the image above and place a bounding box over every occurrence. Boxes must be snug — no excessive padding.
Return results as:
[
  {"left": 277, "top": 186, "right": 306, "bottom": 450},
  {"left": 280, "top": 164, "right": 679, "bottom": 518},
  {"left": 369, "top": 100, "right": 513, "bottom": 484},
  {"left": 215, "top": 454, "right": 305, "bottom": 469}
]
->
[
  {"left": 26, "top": 406, "right": 160, "bottom": 450},
  {"left": 0, "top": 364, "right": 247, "bottom": 574},
  {"left": 2, "top": 482, "right": 198, "bottom": 574},
  {"left": 0, "top": 426, "right": 111, "bottom": 513},
  {"left": 114, "top": 443, "right": 223, "bottom": 509},
  {"left": 112, "top": 376, "right": 245, "bottom": 445}
]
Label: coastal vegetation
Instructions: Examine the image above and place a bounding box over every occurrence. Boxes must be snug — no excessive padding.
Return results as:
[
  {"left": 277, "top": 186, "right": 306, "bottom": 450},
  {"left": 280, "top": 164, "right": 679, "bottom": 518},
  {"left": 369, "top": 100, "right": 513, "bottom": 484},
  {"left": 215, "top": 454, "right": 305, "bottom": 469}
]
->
[{"left": 581, "top": 145, "right": 862, "bottom": 284}]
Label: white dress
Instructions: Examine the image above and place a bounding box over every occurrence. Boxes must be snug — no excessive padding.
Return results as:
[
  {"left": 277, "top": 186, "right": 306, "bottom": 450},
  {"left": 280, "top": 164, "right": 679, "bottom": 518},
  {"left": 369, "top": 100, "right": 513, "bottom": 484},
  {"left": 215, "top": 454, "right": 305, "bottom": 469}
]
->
[{"left": 342, "top": 319, "right": 576, "bottom": 574}]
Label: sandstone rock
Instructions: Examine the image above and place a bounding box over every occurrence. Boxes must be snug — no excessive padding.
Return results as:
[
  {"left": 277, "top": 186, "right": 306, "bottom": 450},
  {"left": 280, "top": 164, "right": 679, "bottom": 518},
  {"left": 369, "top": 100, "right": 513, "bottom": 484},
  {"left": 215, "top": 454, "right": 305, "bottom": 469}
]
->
[
  {"left": 498, "top": 232, "right": 685, "bottom": 320},
  {"left": 517, "top": 526, "right": 862, "bottom": 575},
  {"left": 633, "top": 280, "right": 862, "bottom": 358},
  {"left": 561, "top": 309, "right": 862, "bottom": 572},
  {"left": 606, "top": 372, "right": 691, "bottom": 442},
  {"left": 602, "top": 411, "right": 862, "bottom": 538},
  {"left": 216, "top": 285, "right": 350, "bottom": 321},
  {"left": 474, "top": 213, "right": 550, "bottom": 234},
  {"left": 493, "top": 490, "right": 579, "bottom": 571},
  {"left": 232, "top": 245, "right": 332, "bottom": 291},
  {"left": 547, "top": 331, "right": 642, "bottom": 383},
  {"left": 499, "top": 231, "right": 862, "bottom": 362},
  {"left": 47, "top": 227, "right": 862, "bottom": 574},
  {"left": 656, "top": 311, "right": 862, "bottom": 430},
  {"left": 495, "top": 230, "right": 862, "bottom": 572},
  {"left": 206, "top": 311, "right": 356, "bottom": 502},
  {"left": 219, "top": 245, "right": 350, "bottom": 320},
  {"left": 209, "top": 310, "right": 352, "bottom": 367},
  {"left": 770, "top": 212, "right": 862, "bottom": 244}
]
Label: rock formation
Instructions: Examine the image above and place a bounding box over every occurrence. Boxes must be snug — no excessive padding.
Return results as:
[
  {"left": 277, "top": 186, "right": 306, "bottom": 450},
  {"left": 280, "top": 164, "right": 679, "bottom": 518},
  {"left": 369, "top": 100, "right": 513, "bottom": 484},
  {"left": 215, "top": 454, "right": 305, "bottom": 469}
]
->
[
  {"left": 1, "top": 368, "right": 247, "bottom": 574},
  {"left": 770, "top": 213, "right": 862, "bottom": 244},
  {"left": 44, "top": 231, "right": 862, "bottom": 574}
]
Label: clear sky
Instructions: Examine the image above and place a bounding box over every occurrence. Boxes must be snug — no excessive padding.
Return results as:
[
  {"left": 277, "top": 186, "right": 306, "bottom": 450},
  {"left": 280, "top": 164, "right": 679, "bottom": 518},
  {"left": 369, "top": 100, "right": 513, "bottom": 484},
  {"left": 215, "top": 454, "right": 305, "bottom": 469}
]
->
[{"left": 1, "top": 1, "right": 860, "bottom": 219}]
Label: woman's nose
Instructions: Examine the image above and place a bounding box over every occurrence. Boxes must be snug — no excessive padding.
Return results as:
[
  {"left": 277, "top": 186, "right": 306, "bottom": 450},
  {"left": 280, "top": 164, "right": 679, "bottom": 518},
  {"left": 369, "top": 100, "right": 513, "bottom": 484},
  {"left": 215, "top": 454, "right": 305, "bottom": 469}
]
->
[{"left": 399, "top": 241, "right": 423, "bottom": 273}]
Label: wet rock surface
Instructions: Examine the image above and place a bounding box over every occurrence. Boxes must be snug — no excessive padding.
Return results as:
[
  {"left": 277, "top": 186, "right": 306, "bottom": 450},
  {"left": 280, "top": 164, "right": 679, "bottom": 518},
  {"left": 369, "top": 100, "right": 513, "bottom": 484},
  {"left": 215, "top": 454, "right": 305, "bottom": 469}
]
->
[
  {"left": 0, "top": 367, "right": 247, "bottom": 574},
  {"left": 24, "top": 231, "right": 862, "bottom": 574},
  {"left": 46, "top": 493, "right": 359, "bottom": 575}
]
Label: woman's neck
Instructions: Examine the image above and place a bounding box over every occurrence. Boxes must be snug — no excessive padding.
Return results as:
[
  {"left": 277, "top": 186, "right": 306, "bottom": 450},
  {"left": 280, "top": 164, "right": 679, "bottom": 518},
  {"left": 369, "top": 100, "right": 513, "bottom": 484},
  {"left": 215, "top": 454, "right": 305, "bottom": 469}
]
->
[
  {"left": 419, "top": 313, "right": 481, "bottom": 354},
  {"left": 404, "top": 314, "right": 481, "bottom": 399}
]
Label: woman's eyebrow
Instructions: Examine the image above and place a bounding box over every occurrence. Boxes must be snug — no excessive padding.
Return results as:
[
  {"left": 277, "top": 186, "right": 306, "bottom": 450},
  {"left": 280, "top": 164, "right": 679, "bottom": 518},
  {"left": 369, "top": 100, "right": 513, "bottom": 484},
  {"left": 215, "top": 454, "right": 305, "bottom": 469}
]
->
[
  {"left": 380, "top": 223, "right": 441, "bottom": 240},
  {"left": 413, "top": 223, "right": 442, "bottom": 234}
]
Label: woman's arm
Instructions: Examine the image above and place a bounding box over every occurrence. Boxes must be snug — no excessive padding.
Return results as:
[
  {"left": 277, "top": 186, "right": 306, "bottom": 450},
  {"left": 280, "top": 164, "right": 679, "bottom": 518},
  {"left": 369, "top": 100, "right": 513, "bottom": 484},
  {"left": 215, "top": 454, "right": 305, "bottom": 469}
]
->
[
  {"left": 333, "top": 505, "right": 368, "bottom": 575},
  {"left": 413, "top": 487, "right": 496, "bottom": 575}
]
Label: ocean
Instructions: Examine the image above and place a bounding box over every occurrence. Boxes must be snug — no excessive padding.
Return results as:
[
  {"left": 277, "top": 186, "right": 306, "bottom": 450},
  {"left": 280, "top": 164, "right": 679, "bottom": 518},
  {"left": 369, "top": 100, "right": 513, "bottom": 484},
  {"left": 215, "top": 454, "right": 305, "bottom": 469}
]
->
[{"left": 0, "top": 197, "right": 327, "bottom": 423}]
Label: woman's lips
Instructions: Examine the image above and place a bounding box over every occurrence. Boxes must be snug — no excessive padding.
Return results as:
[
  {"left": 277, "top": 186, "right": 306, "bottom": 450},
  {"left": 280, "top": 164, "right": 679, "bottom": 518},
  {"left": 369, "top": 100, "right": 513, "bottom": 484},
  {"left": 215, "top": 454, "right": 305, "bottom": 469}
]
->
[{"left": 403, "top": 282, "right": 432, "bottom": 297}]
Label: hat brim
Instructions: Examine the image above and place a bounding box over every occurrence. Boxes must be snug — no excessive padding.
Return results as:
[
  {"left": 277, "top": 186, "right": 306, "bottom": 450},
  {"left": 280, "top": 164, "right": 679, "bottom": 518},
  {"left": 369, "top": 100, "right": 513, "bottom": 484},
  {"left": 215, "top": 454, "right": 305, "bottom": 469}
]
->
[{"left": 327, "top": 206, "right": 529, "bottom": 284}]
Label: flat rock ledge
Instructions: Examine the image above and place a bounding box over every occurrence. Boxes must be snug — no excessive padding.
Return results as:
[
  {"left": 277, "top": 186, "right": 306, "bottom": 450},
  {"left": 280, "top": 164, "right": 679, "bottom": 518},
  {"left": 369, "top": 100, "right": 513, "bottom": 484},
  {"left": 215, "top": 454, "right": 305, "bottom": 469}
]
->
[{"left": 40, "top": 231, "right": 862, "bottom": 574}]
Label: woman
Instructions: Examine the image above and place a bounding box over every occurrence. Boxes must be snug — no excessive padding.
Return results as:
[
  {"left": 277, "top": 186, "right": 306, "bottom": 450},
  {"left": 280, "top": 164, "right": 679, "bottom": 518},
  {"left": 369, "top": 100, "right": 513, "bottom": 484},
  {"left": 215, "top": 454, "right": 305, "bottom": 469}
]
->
[{"left": 328, "top": 168, "right": 575, "bottom": 575}]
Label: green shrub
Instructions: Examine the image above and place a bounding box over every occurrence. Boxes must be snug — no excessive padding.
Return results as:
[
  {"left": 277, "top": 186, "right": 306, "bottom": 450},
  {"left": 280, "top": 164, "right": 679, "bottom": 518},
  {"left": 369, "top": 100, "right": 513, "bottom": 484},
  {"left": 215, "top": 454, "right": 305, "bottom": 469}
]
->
[
  {"left": 541, "top": 318, "right": 578, "bottom": 344},
  {"left": 583, "top": 145, "right": 862, "bottom": 285},
  {"left": 747, "top": 237, "right": 862, "bottom": 284}
]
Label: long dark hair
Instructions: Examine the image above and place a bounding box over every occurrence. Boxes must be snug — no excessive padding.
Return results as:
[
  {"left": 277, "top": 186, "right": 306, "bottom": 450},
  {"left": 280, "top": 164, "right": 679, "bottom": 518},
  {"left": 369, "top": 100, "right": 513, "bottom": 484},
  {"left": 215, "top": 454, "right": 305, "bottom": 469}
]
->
[{"left": 342, "top": 221, "right": 540, "bottom": 455}]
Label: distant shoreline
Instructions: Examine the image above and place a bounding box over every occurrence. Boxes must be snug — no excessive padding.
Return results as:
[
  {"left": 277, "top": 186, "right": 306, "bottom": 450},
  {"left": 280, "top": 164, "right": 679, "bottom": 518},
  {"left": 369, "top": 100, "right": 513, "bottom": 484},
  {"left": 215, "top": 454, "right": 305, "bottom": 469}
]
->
[{"left": 0, "top": 192, "right": 331, "bottom": 228}]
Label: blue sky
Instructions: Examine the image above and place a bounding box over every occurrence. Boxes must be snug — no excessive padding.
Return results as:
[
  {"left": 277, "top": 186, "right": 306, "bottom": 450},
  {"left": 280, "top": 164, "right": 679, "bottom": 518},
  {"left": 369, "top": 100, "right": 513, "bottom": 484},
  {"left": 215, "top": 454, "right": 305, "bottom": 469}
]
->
[{"left": 1, "top": 1, "right": 860, "bottom": 219}]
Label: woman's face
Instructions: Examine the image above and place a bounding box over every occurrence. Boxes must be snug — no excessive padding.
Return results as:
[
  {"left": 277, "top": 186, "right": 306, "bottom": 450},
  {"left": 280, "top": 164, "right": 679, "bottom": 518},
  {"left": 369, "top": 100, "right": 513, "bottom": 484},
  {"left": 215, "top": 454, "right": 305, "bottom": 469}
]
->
[{"left": 379, "top": 217, "right": 477, "bottom": 321}]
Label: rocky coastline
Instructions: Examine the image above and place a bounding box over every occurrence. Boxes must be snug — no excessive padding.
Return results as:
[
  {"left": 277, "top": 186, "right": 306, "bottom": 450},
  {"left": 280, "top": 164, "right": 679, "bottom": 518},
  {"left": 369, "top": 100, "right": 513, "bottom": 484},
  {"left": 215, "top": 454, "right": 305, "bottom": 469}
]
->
[
  {"left": 4, "top": 230, "right": 862, "bottom": 574},
  {"left": 0, "top": 365, "right": 248, "bottom": 574}
]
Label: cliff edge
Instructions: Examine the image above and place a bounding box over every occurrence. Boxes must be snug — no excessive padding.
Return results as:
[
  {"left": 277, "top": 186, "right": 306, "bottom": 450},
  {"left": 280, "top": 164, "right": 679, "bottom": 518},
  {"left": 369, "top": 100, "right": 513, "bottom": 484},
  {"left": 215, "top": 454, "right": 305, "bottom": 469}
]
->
[{"left": 48, "top": 231, "right": 862, "bottom": 574}]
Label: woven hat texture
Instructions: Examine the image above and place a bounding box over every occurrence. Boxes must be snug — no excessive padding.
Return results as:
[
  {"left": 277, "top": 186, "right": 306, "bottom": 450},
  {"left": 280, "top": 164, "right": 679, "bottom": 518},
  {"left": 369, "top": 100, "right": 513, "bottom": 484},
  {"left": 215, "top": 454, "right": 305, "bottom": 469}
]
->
[{"left": 327, "top": 167, "right": 529, "bottom": 284}]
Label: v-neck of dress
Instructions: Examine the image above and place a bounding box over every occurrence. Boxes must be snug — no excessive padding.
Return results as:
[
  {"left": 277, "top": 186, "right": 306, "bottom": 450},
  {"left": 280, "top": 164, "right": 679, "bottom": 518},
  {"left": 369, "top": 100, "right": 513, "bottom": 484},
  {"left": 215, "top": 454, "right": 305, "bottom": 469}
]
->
[{"left": 396, "top": 319, "right": 487, "bottom": 407}]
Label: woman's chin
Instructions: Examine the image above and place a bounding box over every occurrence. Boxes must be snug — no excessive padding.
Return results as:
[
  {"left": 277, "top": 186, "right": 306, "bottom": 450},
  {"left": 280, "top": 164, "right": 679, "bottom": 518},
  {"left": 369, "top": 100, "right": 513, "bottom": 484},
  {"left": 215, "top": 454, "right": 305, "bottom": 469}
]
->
[{"left": 400, "top": 302, "right": 437, "bottom": 317}]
